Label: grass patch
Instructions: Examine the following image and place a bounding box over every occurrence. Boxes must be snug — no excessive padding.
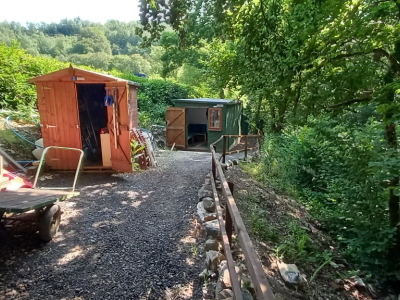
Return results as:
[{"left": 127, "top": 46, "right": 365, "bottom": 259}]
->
[
  {"left": 276, "top": 221, "right": 318, "bottom": 264},
  {"left": 239, "top": 161, "right": 264, "bottom": 181},
  {"left": 0, "top": 116, "right": 40, "bottom": 159},
  {"left": 0, "top": 127, "right": 31, "bottom": 152},
  {"left": 249, "top": 209, "right": 279, "bottom": 243}
]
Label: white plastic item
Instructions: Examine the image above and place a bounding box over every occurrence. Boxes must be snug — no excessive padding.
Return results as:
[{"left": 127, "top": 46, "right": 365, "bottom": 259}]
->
[
  {"left": 35, "top": 138, "right": 44, "bottom": 148},
  {"left": 32, "top": 148, "right": 44, "bottom": 160}
]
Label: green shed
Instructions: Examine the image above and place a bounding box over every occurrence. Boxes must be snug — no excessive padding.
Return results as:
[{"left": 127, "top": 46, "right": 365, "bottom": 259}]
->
[{"left": 166, "top": 98, "right": 242, "bottom": 151}]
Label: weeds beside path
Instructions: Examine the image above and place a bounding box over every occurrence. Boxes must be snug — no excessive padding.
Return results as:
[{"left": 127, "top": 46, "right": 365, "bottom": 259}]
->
[{"left": 227, "top": 164, "right": 376, "bottom": 300}]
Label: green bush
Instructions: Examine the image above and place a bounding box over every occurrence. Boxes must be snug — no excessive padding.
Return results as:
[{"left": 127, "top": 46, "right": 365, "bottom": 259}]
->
[
  {"left": 0, "top": 41, "right": 67, "bottom": 110},
  {"left": 261, "top": 115, "right": 400, "bottom": 284},
  {"left": 113, "top": 71, "right": 202, "bottom": 127},
  {"left": 0, "top": 43, "right": 201, "bottom": 126}
]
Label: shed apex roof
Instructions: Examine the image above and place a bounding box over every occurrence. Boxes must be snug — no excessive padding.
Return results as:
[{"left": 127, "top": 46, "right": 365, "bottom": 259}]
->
[
  {"left": 173, "top": 98, "right": 239, "bottom": 104},
  {"left": 29, "top": 65, "right": 140, "bottom": 86}
]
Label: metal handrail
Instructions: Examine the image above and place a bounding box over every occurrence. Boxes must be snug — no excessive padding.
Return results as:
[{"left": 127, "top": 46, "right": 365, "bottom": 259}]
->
[{"left": 32, "top": 146, "right": 84, "bottom": 192}]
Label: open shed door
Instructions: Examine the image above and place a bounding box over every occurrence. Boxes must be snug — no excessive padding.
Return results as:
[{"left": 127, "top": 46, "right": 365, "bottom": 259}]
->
[
  {"left": 105, "top": 82, "right": 132, "bottom": 173},
  {"left": 37, "top": 82, "right": 82, "bottom": 170},
  {"left": 166, "top": 107, "right": 186, "bottom": 149}
]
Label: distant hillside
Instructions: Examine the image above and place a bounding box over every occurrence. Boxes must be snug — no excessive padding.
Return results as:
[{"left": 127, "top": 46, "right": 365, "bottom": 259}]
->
[{"left": 0, "top": 18, "right": 163, "bottom": 75}]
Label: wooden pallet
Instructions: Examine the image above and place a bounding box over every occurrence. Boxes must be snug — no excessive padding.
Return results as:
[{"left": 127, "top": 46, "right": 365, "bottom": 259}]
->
[{"left": 0, "top": 189, "right": 78, "bottom": 213}]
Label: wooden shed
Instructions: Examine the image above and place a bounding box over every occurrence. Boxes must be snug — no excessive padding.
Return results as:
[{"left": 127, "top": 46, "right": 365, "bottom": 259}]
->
[
  {"left": 166, "top": 98, "right": 242, "bottom": 151},
  {"left": 29, "top": 65, "right": 140, "bottom": 173}
]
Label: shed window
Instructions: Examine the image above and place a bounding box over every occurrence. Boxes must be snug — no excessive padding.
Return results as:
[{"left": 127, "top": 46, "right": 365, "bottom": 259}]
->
[{"left": 209, "top": 108, "right": 222, "bottom": 130}]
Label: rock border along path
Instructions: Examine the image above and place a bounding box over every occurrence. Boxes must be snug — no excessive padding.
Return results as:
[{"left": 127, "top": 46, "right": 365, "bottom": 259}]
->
[{"left": 0, "top": 151, "right": 210, "bottom": 300}]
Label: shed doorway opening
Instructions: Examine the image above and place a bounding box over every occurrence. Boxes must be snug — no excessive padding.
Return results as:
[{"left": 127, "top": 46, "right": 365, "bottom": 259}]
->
[
  {"left": 186, "top": 107, "right": 208, "bottom": 150},
  {"left": 76, "top": 84, "right": 107, "bottom": 166}
]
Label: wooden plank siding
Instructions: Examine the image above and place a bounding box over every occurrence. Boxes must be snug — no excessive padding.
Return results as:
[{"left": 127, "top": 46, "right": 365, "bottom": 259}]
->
[
  {"left": 105, "top": 82, "right": 132, "bottom": 173},
  {"left": 129, "top": 85, "right": 139, "bottom": 129},
  {"left": 38, "top": 82, "right": 82, "bottom": 170},
  {"left": 36, "top": 82, "right": 50, "bottom": 152},
  {"left": 166, "top": 108, "right": 186, "bottom": 148},
  {"left": 31, "top": 66, "right": 140, "bottom": 172}
]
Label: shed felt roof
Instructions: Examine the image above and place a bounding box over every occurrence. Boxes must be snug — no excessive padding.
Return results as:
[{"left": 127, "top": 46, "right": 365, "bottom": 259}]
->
[
  {"left": 173, "top": 98, "right": 239, "bottom": 105},
  {"left": 29, "top": 65, "right": 140, "bottom": 87}
]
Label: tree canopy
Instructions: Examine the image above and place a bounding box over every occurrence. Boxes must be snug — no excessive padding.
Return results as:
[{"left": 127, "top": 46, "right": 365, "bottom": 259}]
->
[
  {"left": 138, "top": 0, "right": 400, "bottom": 286},
  {"left": 0, "top": 19, "right": 162, "bottom": 75}
]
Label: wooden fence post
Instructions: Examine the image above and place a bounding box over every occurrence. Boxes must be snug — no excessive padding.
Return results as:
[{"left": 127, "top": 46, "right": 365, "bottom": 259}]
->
[
  {"left": 212, "top": 145, "right": 216, "bottom": 179},
  {"left": 226, "top": 181, "right": 234, "bottom": 246},
  {"left": 245, "top": 135, "right": 249, "bottom": 160},
  {"left": 223, "top": 136, "right": 226, "bottom": 163}
]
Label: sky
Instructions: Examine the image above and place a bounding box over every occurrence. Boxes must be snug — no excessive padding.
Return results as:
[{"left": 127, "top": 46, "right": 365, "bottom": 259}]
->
[{"left": 2, "top": 0, "right": 140, "bottom": 24}]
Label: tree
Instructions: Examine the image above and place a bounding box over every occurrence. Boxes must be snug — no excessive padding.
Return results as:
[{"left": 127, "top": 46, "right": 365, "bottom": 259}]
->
[
  {"left": 138, "top": 0, "right": 400, "bottom": 284},
  {"left": 72, "top": 27, "right": 112, "bottom": 55}
]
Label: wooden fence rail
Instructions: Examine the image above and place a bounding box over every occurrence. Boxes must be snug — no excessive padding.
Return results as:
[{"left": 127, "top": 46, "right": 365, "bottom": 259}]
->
[
  {"left": 221, "top": 135, "right": 261, "bottom": 163},
  {"left": 211, "top": 137, "right": 275, "bottom": 300}
]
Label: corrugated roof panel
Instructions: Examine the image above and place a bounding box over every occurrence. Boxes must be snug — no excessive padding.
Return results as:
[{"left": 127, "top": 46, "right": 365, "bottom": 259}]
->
[{"left": 173, "top": 98, "right": 238, "bottom": 104}]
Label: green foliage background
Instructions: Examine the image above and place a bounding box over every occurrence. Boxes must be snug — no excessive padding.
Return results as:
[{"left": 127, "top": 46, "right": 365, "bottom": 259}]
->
[
  {"left": 136, "top": 0, "right": 400, "bottom": 286},
  {"left": 261, "top": 115, "right": 400, "bottom": 281},
  {"left": 0, "top": 41, "right": 200, "bottom": 127}
]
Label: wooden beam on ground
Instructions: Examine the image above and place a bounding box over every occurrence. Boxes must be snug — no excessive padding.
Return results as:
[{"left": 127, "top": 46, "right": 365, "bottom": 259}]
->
[
  {"left": 211, "top": 147, "right": 276, "bottom": 300},
  {"left": 210, "top": 171, "right": 243, "bottom": 300},
  {"left": 0, "top": 147, "right": 27, "bottom": 174}
]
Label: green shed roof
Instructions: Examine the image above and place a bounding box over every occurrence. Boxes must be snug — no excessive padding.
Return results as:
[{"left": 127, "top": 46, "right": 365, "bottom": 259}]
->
[{"left": 173, "top": 98, "right": 240, "bottom": 105}]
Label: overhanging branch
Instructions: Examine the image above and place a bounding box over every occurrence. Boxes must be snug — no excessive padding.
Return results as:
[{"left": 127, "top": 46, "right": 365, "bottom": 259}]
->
[
  {"left": 329, "top": 98, "right": 372, "bottom": 108},
  {"left": 373, "top": 48, "right": 400, "bottom": 72},
  {"left": 302, "top": 48, "right": 400, "bottom": 73}
]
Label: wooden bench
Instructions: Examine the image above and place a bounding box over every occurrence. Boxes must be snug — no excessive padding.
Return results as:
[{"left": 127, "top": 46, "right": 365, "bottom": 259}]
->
[{"left": 187, "top": 124, "right": 207, "bottom": 144}]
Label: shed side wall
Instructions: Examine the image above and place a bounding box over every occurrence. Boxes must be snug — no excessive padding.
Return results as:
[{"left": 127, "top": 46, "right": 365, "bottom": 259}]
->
[{"left": 128, "top": 86, "right": 138, "bottom": 128}]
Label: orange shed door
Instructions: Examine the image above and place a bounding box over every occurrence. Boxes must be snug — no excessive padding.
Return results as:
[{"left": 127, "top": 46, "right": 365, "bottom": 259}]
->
[
  {"left": 105, "top": 82, "right": 132, "bottom": 173},
  {"left": 166, "top": 107, "right": 186, "bottom": 149},
  {"left": 37, "top": 82, "right": 82, "bottom": 170}
]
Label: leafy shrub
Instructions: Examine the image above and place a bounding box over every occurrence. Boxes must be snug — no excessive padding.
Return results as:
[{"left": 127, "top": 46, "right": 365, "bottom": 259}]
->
[
  {"left": 0, "top": 43, "right": 201, "bottom": 126},
  {"left": 0, "top": 41, "right": 67, "bottom": 110},
  {"left": 249, "top": 209, "right": 279, "bottom": 243},
  {"left": 277, "top": 221, "right": 317, "bottom": 264},
  {"left": 113, "top": 71, "right": 202, "bottom": 127},
  {"left": 261, "top": 115, "right": 400, "bottom": 284}
]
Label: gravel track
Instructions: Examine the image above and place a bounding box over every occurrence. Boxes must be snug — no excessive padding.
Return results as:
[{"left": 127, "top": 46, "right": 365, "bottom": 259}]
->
[{"left": 0, "top": 150, "right": 210, "bottom": 300}]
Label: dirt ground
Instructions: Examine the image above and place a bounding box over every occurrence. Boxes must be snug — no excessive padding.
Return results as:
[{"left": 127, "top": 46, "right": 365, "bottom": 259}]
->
[{"left": 0, "top": 151, "right": 210, "bottom": 300}]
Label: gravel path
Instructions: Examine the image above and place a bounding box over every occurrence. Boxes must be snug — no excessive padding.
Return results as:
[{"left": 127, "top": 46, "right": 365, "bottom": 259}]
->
[{"left": 0, "top": 150, "right": 211, "bottom": 300}]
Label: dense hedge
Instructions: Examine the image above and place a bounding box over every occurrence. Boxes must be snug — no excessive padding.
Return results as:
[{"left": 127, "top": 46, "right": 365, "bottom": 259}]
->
[
  {"left": 0, "top": 41, "right": 67, "bottom": 111},
  {"left": 112, "top": 72, "right": 201, "bottom": 127},
  {"left": 260, "top": 113, "right": 400, "bottom": 283}
]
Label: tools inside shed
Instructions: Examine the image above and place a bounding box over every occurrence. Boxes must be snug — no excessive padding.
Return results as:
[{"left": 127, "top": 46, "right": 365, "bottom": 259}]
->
[
  {"left": 76, "top": 84, "right": 107, "bottom": 165},
  {"left": 113, "top": 87, "right": 119, "bottom": 149},
  {"left": 104, "top": 87, "right": 119, "bottom": 150}
]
